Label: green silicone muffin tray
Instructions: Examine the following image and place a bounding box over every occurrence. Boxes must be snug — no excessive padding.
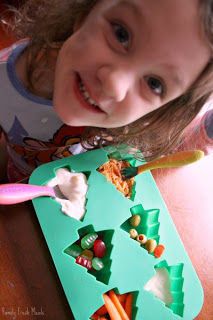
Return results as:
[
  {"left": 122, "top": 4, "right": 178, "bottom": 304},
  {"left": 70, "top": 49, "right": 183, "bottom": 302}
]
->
[{"left": 29, "top": 148, "right": 203, "bottom": 320}]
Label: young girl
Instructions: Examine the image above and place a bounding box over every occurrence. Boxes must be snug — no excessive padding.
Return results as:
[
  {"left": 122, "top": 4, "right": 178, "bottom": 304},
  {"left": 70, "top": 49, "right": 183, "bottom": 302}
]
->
[{"left": 0, "top": 0, "right": 213, "bottom": 182}]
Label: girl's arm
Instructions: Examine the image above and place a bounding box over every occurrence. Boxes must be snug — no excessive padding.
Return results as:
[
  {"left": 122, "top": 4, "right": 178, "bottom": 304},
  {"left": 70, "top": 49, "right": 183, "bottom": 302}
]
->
[{"left": 176, "top": 109, "right": 213, "bottom": 155}]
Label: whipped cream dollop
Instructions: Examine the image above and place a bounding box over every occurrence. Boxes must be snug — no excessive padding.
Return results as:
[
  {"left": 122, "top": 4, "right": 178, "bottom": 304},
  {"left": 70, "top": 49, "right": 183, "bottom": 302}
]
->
[
  {"left": 144, "top": 267, "right": 174, "bottom": 306},
  {"left": 45, "top": 168, "right": 88, "bottom": 220}
]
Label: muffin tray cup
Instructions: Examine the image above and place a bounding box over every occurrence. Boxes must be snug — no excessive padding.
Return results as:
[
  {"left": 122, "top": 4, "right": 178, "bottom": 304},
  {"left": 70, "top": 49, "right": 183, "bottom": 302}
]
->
[{"left": 29, "top": 148, "right": 203, "bottom": 320}]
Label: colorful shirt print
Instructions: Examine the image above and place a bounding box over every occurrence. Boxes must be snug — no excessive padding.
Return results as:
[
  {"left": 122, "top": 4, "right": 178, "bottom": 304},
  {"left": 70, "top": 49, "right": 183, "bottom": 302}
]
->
[{"left": 0, "top": 42, "right": 87, "bottom": 182}]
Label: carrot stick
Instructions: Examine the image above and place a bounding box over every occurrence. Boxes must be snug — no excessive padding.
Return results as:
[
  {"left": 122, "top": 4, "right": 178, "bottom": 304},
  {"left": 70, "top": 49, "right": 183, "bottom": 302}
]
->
[
  {"left": 108, "top": 290, "right": 130, "bottom": 320},
  {"left": 124, "top": 293, "right": 134, "bottom": 320},
  {"left": 120, "top": 300, "right": 126, "bottom": 309},
  {"left": 103, "top": 293, "right": 122, "bottom": 320},
  {"left": 95, "top": 304, "right": 108, "bottom": 316},
  {"left": 117, "top": 293, "right": 128, "bottom": 308},
  {"left": 90, "top": 314, "right": 100, "bottom": 320},
  {"left": 90, "top": 315, "right": 108, "bottom": 320},
  {"left": 116, "top": 293, "right": 128, "bottom": 304}
]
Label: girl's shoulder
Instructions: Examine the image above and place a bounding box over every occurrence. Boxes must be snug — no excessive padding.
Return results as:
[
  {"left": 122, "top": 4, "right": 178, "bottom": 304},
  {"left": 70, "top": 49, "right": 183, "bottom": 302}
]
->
[{"left": 0, "top": 40, "right": 27, "bottom": 63}]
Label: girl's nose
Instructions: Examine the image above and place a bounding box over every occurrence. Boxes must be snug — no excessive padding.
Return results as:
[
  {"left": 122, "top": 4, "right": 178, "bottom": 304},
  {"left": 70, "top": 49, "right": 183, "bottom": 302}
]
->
[{"left": 96, "top": 66, "right": 133, "bottom": 102}]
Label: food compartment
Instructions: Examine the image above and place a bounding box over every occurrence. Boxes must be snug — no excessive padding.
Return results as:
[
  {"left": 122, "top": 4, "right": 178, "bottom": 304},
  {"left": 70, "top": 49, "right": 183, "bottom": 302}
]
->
[
  {"left": 90, "top": 289, "right": 139, "bottom": 320},
  {"left": 42, "top": 165, "right": 91, "bottom": 221},
  {"left": 143, "top": 261, "right": 185, "bottom": 317},
  {"left": 121, "top": 204, "right": 162, "bottom": 257},
  {"left": 64, "top": 225, "right": 114, "bottom": 285},
  {"left": 158, "top": 262, "right": 185, "bottom": 317},
  {"left": 96, "top": 155, "right": 136, "bottom": 201}
]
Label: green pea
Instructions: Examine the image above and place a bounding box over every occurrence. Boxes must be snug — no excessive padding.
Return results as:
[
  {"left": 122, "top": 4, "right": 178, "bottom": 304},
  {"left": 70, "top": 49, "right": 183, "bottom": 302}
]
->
[
  {"left": 129, "top": 228, "right": 138, "bottom": 239},
  {"left": 144, "top": 239, "right": 157, "bottom": 253},
  {"left": 129, "top": 214, "right": 141, "bottom": 227}
]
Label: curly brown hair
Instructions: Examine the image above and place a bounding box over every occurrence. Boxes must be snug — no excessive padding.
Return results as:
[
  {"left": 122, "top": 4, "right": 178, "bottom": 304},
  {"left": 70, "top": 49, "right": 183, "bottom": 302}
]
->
[{"left": 2, "top": 0, "right": 213, "bottom": 160}]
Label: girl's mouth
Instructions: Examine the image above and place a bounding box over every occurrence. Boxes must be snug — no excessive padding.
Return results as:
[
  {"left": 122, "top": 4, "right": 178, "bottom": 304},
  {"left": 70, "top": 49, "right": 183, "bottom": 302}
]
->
[{"left": 77, "top": 75, "right": 102, "bottom": 112}]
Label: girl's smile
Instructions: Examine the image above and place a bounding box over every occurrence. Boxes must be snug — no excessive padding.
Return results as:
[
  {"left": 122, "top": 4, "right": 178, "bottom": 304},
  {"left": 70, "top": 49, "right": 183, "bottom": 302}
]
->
[
  {"left": 53, "top": 0, "right": 210, "bottom": 128},
  {"left": 75, "top": 74, "right": 105, "bottom": 114}
]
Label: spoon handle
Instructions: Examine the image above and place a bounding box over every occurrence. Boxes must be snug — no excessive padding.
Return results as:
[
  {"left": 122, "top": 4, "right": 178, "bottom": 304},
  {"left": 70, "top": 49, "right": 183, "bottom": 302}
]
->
[
  {"left": 0, "top": 184, "right": 55, "bottom": 205},
  {"left": 138, "top": 150, "right": 204, "bottom": 174}
]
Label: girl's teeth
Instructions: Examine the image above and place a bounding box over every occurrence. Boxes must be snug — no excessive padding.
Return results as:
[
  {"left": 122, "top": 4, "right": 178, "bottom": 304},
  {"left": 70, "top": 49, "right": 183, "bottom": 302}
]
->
[
  {"left": 83, "top": 91, "right": 89, "bottom": 99},
  {"left": 88, "top": 97, "right": 96, "bottom": 105},
  {"left": 78, "top": 78, "right": 100, "bottom": 109}
]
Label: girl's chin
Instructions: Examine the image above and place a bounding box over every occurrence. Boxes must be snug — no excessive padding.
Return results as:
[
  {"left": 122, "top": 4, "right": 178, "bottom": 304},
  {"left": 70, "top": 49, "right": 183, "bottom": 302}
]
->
[
  {"left": 53, "top": 109, "right": 94, "bottom": 126},
  {"left": 53, "top": 101, "right": 129, "bottom": 128}
]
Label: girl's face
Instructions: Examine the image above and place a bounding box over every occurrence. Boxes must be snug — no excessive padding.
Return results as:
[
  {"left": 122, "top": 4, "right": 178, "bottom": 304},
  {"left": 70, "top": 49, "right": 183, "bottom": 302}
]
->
[{"left": 53, "top": 0, "right": 210, "bottom": 128}]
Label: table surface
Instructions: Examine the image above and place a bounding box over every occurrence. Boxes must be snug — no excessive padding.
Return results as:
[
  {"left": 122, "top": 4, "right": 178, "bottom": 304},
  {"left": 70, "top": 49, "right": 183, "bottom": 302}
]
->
[{"left": 0, "top": 155, "right": 212, "bottom": 320}]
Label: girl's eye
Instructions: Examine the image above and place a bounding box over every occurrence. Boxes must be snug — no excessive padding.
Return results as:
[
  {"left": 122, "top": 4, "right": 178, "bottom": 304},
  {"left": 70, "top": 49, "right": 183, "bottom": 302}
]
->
[
  {"left": 111, "top": 22, "right": 129, "bottom": 48},
  {"left": 146, "top": 77, "right": 165, "bottom": 96}
]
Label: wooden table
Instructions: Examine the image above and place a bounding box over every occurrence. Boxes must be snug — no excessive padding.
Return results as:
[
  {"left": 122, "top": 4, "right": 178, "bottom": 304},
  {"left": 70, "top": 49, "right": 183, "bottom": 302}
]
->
[{"left": 0, "top": 155, "right": 212, "bottom": 320}]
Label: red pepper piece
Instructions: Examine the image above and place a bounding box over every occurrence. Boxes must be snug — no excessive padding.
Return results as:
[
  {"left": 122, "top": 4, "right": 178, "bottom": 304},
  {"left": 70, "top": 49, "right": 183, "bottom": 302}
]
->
[
  {"left": 154, "top": 244, "right": 165, "bottom": 258},
  {"left": 93, "top": 239, "right": 106, "bottom": 258},
  {"left": 76, "top": 256, "right": 92, "bottom": 270}
]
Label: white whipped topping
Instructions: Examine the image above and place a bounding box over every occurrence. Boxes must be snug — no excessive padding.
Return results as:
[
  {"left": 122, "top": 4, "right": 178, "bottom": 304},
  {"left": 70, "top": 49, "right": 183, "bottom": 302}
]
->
[
  {"left": 144, "top": 267, "right": 174, "bottom": 307},
  {"left": 45, "top": 168, "right": 88, "bottom": 220}
]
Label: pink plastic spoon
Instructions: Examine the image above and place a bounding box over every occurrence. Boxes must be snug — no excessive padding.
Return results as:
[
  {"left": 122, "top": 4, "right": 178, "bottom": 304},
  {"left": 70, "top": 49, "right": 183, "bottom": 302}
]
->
[{"left": 0, "top": 183, "right": 56, "bottom": 205}]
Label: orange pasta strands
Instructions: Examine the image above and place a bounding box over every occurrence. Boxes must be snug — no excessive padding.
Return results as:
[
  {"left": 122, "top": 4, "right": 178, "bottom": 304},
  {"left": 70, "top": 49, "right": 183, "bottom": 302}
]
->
[{"left": 97, "top": 159, "right": 135, "bottom": 198}]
